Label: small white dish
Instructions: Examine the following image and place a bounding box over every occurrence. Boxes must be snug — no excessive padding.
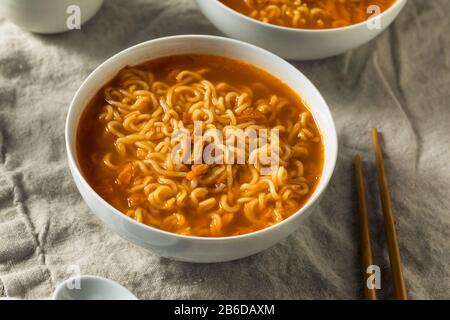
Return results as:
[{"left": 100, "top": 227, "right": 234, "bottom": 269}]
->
[
  {"left": 65, "top": 35, "right": 338, "bottom": 262},
  {"left": 0, "top": 0, "right": 104, "bottom": 34},
  {"left": 53, "top": 276, "right": 137, "bottom": 300},
  {"left": 196, "top": 0, "right": 408, "bottom": 60}
]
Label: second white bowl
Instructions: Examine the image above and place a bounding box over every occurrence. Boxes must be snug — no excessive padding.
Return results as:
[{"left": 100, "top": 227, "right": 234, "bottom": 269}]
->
[{"left": 196, "top": 0, "right": 408, "bottom": 60}]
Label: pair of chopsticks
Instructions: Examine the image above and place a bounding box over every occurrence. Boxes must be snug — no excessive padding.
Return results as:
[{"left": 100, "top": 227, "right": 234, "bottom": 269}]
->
[{"left": 354, "top": 128, "right": 407, "bottom": 300}]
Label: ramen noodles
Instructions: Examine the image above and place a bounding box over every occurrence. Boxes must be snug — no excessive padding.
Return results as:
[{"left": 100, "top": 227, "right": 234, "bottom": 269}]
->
[
  {"left": 220, "top": 0, "right": 397, "bottom": 29},
  {"left": 77, "top": 55, "right": 324, "bottom": 237}
]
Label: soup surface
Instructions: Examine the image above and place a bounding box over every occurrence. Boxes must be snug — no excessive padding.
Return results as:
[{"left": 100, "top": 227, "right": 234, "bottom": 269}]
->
[
  {"left": 220, "top": 0, "right": 397, "bottom": 29},
  {"left": 77, "top": 54, "right": 324, "bottom": 237}
]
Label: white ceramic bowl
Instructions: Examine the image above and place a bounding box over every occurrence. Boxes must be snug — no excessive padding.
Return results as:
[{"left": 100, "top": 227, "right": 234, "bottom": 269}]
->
[
  {"left": 196, "top": 0, "right": 408, "bottom": 60},
  {"left": 0, "top": 0, "right": 103, "bottom": 34},
  {"left": 66, "top": 35, "right": 338, "bottom": 262},
  {"left": 53, "top": 276, "right": 137, "bottom": 300}
]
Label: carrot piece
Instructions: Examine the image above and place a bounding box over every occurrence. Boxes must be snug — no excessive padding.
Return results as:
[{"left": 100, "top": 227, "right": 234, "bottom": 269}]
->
[
  {"left": 186, "top": 164, "right": 209, "bottom": 180},
  {"left": 183, "top": 112, "right": 193, "bottom": 124},
  {"left": 127, "top": 193, "right": 147, "bottom": 208},
  {"left": 116, "top": 163, "right": 135, "bottom": 186},
  {"left": 236, "top": 108, "right": 266, "bottom": 123}
]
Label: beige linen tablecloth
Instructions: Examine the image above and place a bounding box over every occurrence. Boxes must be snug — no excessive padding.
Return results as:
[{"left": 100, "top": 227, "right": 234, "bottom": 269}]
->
[{"left": 0, "top": 0, "right": 449, "bottom": 299}]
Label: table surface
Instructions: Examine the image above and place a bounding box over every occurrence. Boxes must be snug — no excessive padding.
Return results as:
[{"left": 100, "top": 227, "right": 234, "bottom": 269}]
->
[{"left": 0, "top": 0, "right": 449, "bottom": 299}]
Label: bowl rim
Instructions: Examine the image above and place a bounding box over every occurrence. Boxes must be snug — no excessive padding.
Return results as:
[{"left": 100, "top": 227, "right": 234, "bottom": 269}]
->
[
  {"left": 65, "top": 34, "right": 338, "bottom": 242},
  {"left": 204, "top": 0, "right": 408, "bottom": 33}
]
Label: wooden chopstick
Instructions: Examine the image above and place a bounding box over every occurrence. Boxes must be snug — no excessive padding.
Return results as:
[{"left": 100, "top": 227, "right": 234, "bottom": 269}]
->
[
  {"left": 371, "top": 128, "right": 408, "bottom": 300},
  {"left": 354, "top": 154, "right": 377, "bottom": 300}
]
